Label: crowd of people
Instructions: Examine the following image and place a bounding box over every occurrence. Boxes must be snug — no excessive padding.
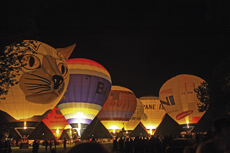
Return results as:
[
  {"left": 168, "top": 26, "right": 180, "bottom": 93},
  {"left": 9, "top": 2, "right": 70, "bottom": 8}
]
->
[
  {"left": 66, "top": 117, "right": 230, "bottom": 153},
  {"left": 112, "top": 135, "right": 163, "bottom": 153},
  {"left": 0, "top": 117, "right": 229, "bottom": 153},
  {"left": 111, "top": 117, "right": 230, "bottom": 153}
]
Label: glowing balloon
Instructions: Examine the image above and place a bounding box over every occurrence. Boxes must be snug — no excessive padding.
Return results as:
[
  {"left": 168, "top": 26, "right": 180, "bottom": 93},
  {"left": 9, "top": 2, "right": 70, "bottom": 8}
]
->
[
  {"left": 159, "top": 74, "right": 206, "bottom": 125},
  {"left": 139, "top": 96, "right": 166, "bottom": 135},
  {"left": 42, "top": 106, "right": 69, "bottom": 139},
  {"left": 125, "top": 98, "right": 144, "bottom": 130},
  {"left": 97, "top": 85, "right": 137, "bottom": 133},
  {"left": 57, "top": 58, "right": 112, "bottom": 136},
  {"left": 0, "top": 40, "right": 74, "bottom": 135}
]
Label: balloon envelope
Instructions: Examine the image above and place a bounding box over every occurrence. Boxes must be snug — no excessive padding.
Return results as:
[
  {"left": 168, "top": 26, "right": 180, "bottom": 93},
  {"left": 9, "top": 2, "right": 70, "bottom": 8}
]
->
[
  {"left": 0, "top": 40, "right": 73, "bottom": 136},
  {"left": 57, "top": 58, "right": 112, "bottom": 135},
  {"left": 125, "top": 98, "right": 144, "bottom": 130},
  {"left": 159, "top": 74, "right": 205, "bottom": 125},
  {"left": 140, "top": 96, "right": 166, "bottom": 133},
  {"left": 42, "top": 106, "right": 69, "bottom": 139},
  {"left": 97, "top": 85, "right": 137, "bottom": 132}
]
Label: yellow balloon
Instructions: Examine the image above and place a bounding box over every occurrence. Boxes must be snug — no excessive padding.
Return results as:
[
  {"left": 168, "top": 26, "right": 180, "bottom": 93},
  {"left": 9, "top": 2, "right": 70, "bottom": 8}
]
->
[
  {"left": 140, "top": 96, "right": 166, "bottom": 130},
  {"left": 125, "top": 98, "right": 144, "bottom": 130},
  {"left": 0, "top": 40, "right": 75, "bottom": 121},
  {"left": 159, "top": 74, "right": 205, "bottom": 125}
]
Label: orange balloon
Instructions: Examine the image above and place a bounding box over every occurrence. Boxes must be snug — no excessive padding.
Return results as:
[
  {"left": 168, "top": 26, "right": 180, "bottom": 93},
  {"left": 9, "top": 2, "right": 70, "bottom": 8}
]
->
[
  {"left": 42, "top": 106, "right": 69, "bottom": 139},
  {"left": 97, "top": 85, "right": 137, "bottom": 132}
]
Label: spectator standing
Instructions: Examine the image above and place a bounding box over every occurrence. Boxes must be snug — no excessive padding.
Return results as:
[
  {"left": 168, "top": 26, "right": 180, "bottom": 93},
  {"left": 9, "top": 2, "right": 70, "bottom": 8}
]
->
[
  {"left": 125, "top": 138, "right": 130, "bottom": 153},
  {"left": 119, "top": 137, "right": 124, "bottom": 153},
  {"left": 129, "top": 137, "right": 133, "bottom": 153},
  {"left": 113, "top": 137, "right": 118, "bottom": 152},
  {"left": 49, "top": 140, "right": 52, "bottom": 151},
  {"left": 64, "top": 138, "right": 67, "bottom": 149},
  {"left": 44, "top": 140, "right": 48, "bottom": 152},
  {"left": 32, "top": 140, "right": 39, "bottom": 153}
]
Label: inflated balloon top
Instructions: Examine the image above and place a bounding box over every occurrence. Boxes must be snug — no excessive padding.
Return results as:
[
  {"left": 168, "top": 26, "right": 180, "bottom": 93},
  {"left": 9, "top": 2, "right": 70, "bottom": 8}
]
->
[
  {"left": 57, "top": 58, "right": 112, "bottom": 135},
  {"left": 97, "top": 85, "right": 137, "bottom": 131},
  {"left": 159, "top": 74, "right": 206, "bottom": 125},
  {"left": 0, "top": 40, "right": 75, "bottom": 120}
]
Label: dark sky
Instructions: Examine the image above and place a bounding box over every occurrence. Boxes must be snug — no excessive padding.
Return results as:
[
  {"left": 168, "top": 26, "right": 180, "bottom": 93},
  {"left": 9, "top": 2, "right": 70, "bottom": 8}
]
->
[{"left": 1, "top": 0, "right": 229, "bottom": 98}]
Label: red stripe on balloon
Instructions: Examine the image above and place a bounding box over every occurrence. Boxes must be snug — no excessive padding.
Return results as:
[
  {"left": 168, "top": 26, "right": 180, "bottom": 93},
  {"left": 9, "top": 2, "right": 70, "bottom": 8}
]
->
[{"left": 67, "top": 58, "right": 108, "bottom": 72}]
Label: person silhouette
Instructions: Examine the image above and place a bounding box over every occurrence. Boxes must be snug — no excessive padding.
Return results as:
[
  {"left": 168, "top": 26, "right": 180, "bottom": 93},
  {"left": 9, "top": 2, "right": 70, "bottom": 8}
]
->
[
  {"left": 49, "top": 140, "right": 52, "bottom": 151},
  {"left": 32, "top": 140, "right": 39, "bottom": 153},
  {"left": 119, "top": 137, "right": 124, "bottom": 153},
  {"left": 113, "top": 137, "right": 118, "bottom": 152},
  {"left": 64, "top": 138, "right": 67, "bottom": 149},
  {"left": 44, "top": 140, "right": 48, "bottom": 152}
]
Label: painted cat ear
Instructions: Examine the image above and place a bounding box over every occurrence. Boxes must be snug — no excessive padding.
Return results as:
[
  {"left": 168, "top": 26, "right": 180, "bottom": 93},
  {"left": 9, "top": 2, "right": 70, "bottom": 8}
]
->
[{"left": 56, "top": 43, "right": 76, "bottom": 60}]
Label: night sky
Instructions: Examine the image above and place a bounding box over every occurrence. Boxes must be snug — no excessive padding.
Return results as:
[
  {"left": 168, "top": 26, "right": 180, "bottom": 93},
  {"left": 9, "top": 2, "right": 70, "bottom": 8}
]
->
[{"left": 0, "top": 0, "right": 229, "bottom": 98}]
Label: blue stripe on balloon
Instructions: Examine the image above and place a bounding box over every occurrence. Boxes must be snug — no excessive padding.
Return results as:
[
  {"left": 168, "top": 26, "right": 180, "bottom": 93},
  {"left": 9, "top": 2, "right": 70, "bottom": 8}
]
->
[{"left": 58, "top": 74, "right": 111, "bottom": 106}]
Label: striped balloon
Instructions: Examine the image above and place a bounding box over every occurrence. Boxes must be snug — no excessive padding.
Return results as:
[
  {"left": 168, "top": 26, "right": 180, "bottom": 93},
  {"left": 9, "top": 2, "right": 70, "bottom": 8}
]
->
[
  {"left": 57, "top": 58, "right": 112, "bottom": 136},
  {"left": 97, "top": 85, "right": 137, "bottom": 133}
]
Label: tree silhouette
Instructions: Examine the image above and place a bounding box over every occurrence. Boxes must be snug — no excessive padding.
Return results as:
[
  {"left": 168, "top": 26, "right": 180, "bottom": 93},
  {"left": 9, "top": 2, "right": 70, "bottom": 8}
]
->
[
  {"left": 0, "top": 40, "right": 38, "bottom": 97},
  {"left": 194, "top": 81, "right": 209, "bottom": 112},
  {"left": 195, "top": 57, "right": 230, "bottom": 114}
]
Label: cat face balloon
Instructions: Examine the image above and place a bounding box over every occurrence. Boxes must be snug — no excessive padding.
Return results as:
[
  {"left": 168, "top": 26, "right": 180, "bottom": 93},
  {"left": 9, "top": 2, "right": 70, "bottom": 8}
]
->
[{"left": 0, "top": 40, "right": 75, "bottom": 120}]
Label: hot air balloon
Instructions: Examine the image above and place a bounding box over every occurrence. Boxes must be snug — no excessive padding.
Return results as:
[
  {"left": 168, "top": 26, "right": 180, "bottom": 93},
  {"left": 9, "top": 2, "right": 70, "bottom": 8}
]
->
[
  {"left": 139, "top": 96, "right": 166, "bottom": 135},
  {"left": 57, "top": 58, "right": 112, "bottom": 136},
  {"left": 42, "top": 106, "right": 69, "bottom": 139},
  {"left": 63, "top": 125, "right": 79, "bottom": 139},
  {"left": 125, "top": 98, "right": 144, "bottom": 131},
  {"left": 159, "top": 74, "right": 206, "bottom": 127},
  {"left": 97, "top": 85, "right": 137, "bottom": 133},
  {"left": 0, "top": 40, "right": 75, "bottom": 138}
]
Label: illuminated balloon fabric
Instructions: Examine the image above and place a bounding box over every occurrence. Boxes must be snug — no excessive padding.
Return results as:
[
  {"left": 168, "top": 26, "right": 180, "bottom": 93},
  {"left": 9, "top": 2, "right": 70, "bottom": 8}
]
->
[
  {"left": 139, "top": 96, "right": 166, "bottom": 129},
  {"left": 57, "top": 58, "right": 112, "bottom": 134},
  {"left": 97, "top": 85, "right": 137, "bottom": 130},
  {"left": 125, "top": 98, "right": 144, "bottom": 130},
  {"left": 159, "top": 74, "right": 205, "bottom": 125},
  {"left": 0, "top": 40, "right": 74, "bottom": 121},
  {"left": 42, "top": 106, "right": 69, "bottom": 139}
]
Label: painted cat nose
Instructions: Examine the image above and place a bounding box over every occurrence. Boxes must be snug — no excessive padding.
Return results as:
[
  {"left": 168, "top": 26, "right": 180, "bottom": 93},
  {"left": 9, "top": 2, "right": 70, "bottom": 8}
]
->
[{"left": 52, "top": 75, "right": 64, "bottom": 89}]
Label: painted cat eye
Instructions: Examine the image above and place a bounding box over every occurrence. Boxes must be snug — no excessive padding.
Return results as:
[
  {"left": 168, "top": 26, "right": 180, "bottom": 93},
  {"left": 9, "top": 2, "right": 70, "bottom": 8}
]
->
[
  {"left": 58, "top": 63, "right": 68, "bottom": 77},
  {"left": 20, "top": 55, "right": 41, "bottom": 70}
]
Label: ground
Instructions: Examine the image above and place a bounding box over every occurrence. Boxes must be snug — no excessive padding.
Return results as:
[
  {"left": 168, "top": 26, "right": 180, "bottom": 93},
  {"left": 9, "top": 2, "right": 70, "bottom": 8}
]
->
[{"left": 9, "top": 142, "right": 113, "bottom": 153}]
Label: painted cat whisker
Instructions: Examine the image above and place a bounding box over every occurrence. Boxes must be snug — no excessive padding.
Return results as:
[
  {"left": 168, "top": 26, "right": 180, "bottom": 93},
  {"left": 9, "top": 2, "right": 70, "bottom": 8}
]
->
[
  {"left": 24, "top": 77, "right": 51, "bottom": 85},
  {"left": 28, "top": 87, "right": 51, "bottom": 90},
  {"left": 27, "top": 74, "right": 51, "bottom": 84},
  {"left": 24, "top": 83, "right": 51, "bottom": 86},
  {"left": 33, "top": 89, "right": 54, "bottom": 94},
  {"left": 28, "top": 89, "right": 50, "bottom": 93}
]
